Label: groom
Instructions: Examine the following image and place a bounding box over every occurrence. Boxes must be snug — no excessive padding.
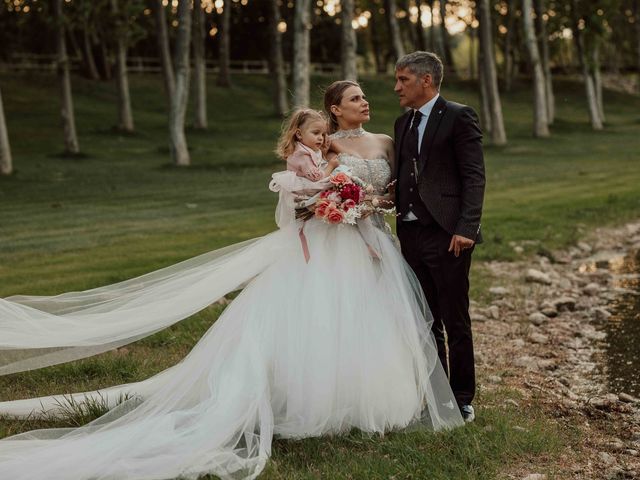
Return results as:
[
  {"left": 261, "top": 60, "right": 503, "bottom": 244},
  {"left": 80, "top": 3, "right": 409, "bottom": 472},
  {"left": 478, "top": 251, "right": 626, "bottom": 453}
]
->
[{"left": 392, "top": 51, "right": 485, "bottom": 422}]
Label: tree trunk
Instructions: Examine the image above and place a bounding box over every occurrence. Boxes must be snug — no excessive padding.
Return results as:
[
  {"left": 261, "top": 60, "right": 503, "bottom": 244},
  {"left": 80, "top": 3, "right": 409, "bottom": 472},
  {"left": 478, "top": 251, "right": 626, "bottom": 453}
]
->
[
  {"left": 416, "top": 1, "right": 430, "bottom": 51},
  {"left": 170, "top": 0, "right": 192, "bottom": 166},
  {"left": 153, "top": 0, "right": 175, "bottom": 99},
  {"left": 402, "top": 0, "right": 418, "bottom": 49},
  {"left": 0, "top": 86, "right": 12, "bottom": 176},
  {"left": 267, "top": 0, "right": 288, "bottom": 116},
  {"left": 534, "top": 0, "right": 554, "bottom": 124},
  {"left": 477, "top": 0, "right": 507, "bottom": 144},
  {"left": 293, "top": 0, "right": 311, "bottom": 107},
  {"left": 570, "top": 0, "right": 603, "bottom": 130},
  {"left": 193, "top": 0, "right": 207, "bottom": 129},
  {"left": 368, "top": 9, "right": 386, "bottom": 73},
  {"left": 522, "top": 0, "right": 549, "bottom": 137},
  {"left": 111, "top": 0, "right": 134, "bottom": 133},
  {"left": 427, "top": 0, "right": 437, "bottom": 53},
  {"left": 503, "top": 0, "right": 514, "bottom": 91},
  {"left": 340, "top": 0, "right": 358, "bottom": 80},
  {"left": 54, "top": 0, "right": 80, "bottom": 154},
  {"left": 384, "top": 0, "right": 405, "bottom": 61},
  {"left": 469, "top": 21, "right": 476, "bottom": 79},
  {"left": 635, "top": 0, "right": 640, "bottom": 92},
  {"left": 592, "top": 40, "right": 605, "bottom": 123},
  {"left": 81, "top": 27, "right": 100, "bottom": 80},
  {"left": 478, "top": 54, "right": 492, "bottom": 134},
  {"left": 217, "top": 0, "right": 232, "bottom": 87},
  {"left": 97, "top": 31, "right": 112, "bottom": 81},
  {"left": 439, "top": 0, "right": 456, "bottom": 74}
]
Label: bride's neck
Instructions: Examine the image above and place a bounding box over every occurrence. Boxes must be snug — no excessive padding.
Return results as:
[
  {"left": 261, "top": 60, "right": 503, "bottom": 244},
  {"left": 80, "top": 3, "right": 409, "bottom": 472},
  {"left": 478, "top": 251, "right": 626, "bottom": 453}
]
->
[{"left": 337, "top": 121, "right": 362, "bottom": 131}]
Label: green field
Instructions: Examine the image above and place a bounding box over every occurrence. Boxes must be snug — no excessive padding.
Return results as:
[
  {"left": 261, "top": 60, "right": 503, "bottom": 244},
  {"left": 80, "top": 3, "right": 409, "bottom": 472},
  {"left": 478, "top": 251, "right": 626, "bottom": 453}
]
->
[{"left": 0, "top": 72, "right": 638, "bottom": 478}]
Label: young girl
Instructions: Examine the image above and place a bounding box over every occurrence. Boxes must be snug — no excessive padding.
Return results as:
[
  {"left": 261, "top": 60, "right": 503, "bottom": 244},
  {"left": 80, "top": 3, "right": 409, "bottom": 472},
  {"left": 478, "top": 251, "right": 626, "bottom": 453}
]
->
[{"left": 276, "top": 109, "right": 339, "bottom": 181}]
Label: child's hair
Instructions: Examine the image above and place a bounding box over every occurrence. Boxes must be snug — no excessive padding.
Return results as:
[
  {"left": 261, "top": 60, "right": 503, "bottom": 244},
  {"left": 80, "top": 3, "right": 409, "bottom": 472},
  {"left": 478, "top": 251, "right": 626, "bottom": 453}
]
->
[{"left": 275, "top": 109, "right": 328, "bottom": 160}]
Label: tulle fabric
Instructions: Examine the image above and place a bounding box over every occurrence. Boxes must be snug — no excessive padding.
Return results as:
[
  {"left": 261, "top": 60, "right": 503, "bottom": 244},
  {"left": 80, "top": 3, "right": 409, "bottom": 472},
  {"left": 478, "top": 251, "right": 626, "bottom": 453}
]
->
[{"left": 0, "top": 171, "right": 463, "bottom": 480}]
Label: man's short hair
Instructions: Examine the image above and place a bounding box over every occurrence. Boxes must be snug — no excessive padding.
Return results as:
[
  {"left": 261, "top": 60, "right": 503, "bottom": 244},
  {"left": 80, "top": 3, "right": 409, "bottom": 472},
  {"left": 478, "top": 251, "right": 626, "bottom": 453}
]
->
[{"left": 395, "top": 51, "right": 444, "bottom": 91}]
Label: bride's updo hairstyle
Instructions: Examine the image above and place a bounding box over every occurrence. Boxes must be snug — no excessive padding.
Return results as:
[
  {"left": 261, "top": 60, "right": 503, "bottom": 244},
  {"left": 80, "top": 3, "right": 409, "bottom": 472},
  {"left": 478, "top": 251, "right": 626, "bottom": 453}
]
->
[
  {"left": 323, "top": 80, "right": 360, "bottom": 134},
  {"left": 275, "top": 108, "right": 327, "bottom": 160}
]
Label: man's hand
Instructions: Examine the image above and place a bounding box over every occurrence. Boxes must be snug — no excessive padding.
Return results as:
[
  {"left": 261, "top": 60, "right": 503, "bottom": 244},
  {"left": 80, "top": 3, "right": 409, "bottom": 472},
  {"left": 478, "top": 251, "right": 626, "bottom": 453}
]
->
[{"left": 448, "top": 235, "right": 475, "bottom": 257}]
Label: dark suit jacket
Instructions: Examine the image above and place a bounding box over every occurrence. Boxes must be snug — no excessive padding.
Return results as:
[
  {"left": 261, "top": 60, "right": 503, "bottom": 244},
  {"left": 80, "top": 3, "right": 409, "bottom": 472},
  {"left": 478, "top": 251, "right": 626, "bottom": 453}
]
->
[{"left": 393, "top": 95, "right": 485, "bottom": 243}]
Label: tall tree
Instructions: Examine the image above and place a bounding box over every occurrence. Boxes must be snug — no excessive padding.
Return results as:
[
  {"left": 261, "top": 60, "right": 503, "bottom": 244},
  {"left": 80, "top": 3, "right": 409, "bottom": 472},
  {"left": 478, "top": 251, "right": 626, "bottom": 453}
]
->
[
  {"left": 384, "top": 0, "right": 405, "bottom": 61},
  {"left": 534, "top": 0, "right": 555, "bottom": 124},
  {"left": 570, "top": 0, "right": 603, "bottom": 130},
  {"left": 54, "top": 0, "right": 80, "bottom": 154},
  {"left": 341, "top": 0, "right": 358, "bottom": 80},
  {"left": 193, "top": 0, "right": 207, "bottom": 129},
  {"left": 439, "top": 0, "right": 456, "bottom": 74},
  {"left": 217, "top": 0, "right": 232, "bottom": 87},
  {"left": 111, "top": 0, "right": 135, "bottom": 132},
  {"left": 170, "top": 0, "right": 192, "bottom": 166},
  {"left": 635, "top": 0, "right": 640, "bottom": 89},
  {"left": 0, "top": 86, "right": 12, "bottom": 176},
  {"left": 293, "top": 0, "right": 311, "bottom": 107},
  {"left": 477, "top": 0, "right": 507, "bottom": 144},
  {"left": 267, "top": 0, "right": 288, "bottom": 116},
  {"left": 153, "top": 0, "right": 175, "bottom": 99},
  {"left": 503, "top": 0, "right": 515, "bottom": 91},
  {"left": 522, "top": 0, "right": 550, "bottom": 136}
]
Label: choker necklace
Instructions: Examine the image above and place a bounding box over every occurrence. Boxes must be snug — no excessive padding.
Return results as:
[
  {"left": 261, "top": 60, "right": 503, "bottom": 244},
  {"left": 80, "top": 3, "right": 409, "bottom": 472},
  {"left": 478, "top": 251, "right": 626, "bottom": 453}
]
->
[{"left": 330, "top": 127, "right": 366, "bottom": 139}]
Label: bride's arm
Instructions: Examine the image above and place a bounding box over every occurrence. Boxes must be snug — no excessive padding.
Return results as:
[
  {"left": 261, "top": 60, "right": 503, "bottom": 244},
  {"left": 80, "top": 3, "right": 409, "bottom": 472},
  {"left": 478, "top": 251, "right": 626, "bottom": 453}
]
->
[{"left": 366, "top": 135, "right": 395, "bottom": 208}]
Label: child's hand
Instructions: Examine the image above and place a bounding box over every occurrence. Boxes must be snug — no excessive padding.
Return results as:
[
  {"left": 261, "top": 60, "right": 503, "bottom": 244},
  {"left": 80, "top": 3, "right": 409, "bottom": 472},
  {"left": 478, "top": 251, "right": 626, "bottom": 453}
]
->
[{"left": 321, "top": 134, "right": 331, "bottom": 157}]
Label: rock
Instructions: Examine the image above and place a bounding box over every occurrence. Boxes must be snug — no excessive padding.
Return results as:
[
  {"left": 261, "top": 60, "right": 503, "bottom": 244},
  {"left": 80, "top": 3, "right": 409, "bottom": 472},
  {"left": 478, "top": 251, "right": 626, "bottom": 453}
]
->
[
  {"left": 538, "top": 359, "right": 557, "bottom": 370},
  {"left": 489, "top": 286, "right": 509, "bottom": 296},
  {"left": 522, "top": 474, "right": 547, "bottom": 480},
  {"left": 541, "top": 307, "right": 558, "bottom": 317},
  {"left": 504, "top": 398, "right": 520, "bottom": 407},
  {"left": 513, "top": 425, "right": 528, "bottom": 432},
  {"left": 487, "top": 375, "right": 502, "bottom": 384},
  {"left": 583, "top": 282, "right": 601, "bottom": 296},
  {"left": 526, "top": 269, "right": 552, "bottom": 285},
  {"left": 593, "top": 307, "right": 612, "bottom": 321},
  {"left": 619, "top": 392, "right": 640, "bottom": 403},
  {"left": 529, "top": 332, "right": 549, "bottom": 344},
  {"left": 514, "top": 245, "right": 524, "bottom": 254},
  {"left": 529, "top": 312, "right": 548, "bottom": 326},
  {"left": 626, "top": 449, "right": 639, "bottom": 456},
  {"left": 557, "top": 278, "right": 573, "bottom": 289},
  {"left": 512, "top": 339, "right": 526, "bottom": 348},
  {"left": 598, "top": 451, "right": 616, "bottom": 466},
  {"left": 471, "top": 312, "right": 488, "bottom": 322},
  {"left": 487, "top": 305, "right": 500, "bottom": 320},
  {"left": 513, "top": 356, "right": 538, "bottom": 370},
  {"left": 577, "top": 241, "right": 592, "bottom": 253},
  {"left": 604, "top": 439, "right": 626, "bottom": 452},
  {"left": 553, "top": 296, "right": 577, "bottom": 312}
]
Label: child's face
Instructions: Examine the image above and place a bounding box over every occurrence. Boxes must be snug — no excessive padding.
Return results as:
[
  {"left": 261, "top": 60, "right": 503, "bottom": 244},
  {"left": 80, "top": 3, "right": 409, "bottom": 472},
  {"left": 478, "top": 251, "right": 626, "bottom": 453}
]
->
[{"left": 298, "top": 120, "right": 327, "bottom": 151}]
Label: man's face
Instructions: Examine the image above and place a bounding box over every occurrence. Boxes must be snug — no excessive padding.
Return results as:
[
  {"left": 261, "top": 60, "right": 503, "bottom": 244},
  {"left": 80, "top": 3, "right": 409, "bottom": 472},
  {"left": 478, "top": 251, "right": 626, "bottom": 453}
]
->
[{"left": 394, "top": 67, "right": 430, "bottom": 109}]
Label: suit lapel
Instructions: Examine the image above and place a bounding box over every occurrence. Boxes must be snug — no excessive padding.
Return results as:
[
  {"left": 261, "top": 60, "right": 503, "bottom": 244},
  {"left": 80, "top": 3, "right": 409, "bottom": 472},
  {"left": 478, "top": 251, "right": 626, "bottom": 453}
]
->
[
  {"left": 394, "top": 111, "right": 412, "bottom": 180},
  {"left": 418, "top": 95, "right": 447, "bottom": 175}
]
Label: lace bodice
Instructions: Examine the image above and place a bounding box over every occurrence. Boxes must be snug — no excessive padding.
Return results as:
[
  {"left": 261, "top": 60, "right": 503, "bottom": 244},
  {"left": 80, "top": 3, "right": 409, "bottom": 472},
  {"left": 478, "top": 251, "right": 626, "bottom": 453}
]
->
[{"left": 336, "top": 154, "right": 391, "bottom": 195}]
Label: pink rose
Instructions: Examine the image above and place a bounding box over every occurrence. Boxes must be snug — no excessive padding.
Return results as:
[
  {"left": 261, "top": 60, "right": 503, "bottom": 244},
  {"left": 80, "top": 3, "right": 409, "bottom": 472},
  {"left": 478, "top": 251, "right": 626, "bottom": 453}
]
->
[
  {"left": 330, "top": 172, "right": 351, "bottom": 186},
  {"left": 342, "top": 199, "right": 356, "bottom": 211},
  {"left": 326, "top": 206, "right": 345, "bottom": 224},
  {"left": 314, "top": 199, "right": 332, "bottom": 218}
]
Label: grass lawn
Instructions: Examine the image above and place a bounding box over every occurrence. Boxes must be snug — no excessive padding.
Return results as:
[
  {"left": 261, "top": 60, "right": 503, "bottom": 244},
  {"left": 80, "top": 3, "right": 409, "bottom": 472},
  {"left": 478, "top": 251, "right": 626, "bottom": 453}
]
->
[{"left": 0, "top": 71, "right": 638, "bottom": 478}]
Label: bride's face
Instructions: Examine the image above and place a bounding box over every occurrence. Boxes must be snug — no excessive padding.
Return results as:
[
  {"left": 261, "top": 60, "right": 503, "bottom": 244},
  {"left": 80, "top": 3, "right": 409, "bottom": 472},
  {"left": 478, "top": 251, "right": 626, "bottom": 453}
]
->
[{"left": 331, "top": 86, "right": 370, "bottom": 126}]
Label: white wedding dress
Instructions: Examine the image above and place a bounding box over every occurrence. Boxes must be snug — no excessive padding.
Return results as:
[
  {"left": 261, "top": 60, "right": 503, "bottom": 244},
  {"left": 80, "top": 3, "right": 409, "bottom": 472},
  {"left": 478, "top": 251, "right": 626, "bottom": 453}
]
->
[{"left": 0, "top": 154, "right": 463, "bottom": 480}]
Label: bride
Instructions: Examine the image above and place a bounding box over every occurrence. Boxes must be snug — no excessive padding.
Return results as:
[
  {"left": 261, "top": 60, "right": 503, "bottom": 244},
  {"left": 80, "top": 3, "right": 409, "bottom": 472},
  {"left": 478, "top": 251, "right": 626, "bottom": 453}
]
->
[{"left": 0, "top": 80, "right": 463, "bottom": 480}]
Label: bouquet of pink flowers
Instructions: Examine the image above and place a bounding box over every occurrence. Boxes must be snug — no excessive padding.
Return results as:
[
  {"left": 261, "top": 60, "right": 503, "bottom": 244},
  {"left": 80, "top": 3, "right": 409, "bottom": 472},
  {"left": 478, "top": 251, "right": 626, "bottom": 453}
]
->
[{"left": 295, "top": 167, "right": 394, "bottom": 225}]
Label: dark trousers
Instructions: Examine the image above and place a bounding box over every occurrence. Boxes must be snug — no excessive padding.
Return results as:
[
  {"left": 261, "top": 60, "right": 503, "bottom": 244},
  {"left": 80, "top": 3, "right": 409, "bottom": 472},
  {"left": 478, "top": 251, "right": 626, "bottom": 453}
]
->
[{"left": 397, "top": 221, "right": 476, "bottom": 407}]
